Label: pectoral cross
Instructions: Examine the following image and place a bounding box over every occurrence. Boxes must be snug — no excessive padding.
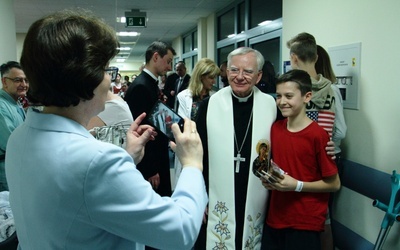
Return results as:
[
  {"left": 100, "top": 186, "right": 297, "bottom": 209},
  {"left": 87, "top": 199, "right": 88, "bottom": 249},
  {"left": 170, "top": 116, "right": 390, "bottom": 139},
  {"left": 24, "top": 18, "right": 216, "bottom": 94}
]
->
[{"left": 234, "top": 153, "right": 245, "bottom": 173}]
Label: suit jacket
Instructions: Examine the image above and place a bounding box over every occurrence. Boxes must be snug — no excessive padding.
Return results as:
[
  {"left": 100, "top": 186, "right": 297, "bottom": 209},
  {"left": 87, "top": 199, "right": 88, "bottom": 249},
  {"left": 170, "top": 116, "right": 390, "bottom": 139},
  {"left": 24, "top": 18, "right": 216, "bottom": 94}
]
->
[
  {"left": 164, "top": 74, "right": 190, "bottom": 109},
  {"left": 177, "top": 74, "right": 191, "bottom": 93},
  {"left": 163, "top": 73, "right": 179, "bottom": 108},
  {"left": 124, "top": 71, "right": 172, "bottom": 196}
]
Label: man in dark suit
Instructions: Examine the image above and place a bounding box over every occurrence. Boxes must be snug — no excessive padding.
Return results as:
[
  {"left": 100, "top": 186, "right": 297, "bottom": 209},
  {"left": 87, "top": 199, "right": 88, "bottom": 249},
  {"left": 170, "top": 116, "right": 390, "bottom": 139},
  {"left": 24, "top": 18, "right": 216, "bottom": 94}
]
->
[
  {"left": 124, "top": 41, "right": 176, "bottom": 197},
  {"left": 163, "top": 61, "right": 190, "bottom": 111},
  {"left": 163, "top": 72, "right": 178, "bottom": 107}
]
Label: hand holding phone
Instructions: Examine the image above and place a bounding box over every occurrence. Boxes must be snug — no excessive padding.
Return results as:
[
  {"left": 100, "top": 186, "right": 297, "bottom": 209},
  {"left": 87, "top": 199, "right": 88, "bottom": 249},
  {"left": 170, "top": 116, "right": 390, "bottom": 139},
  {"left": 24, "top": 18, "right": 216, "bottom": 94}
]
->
[{"left": 148, "top": 101, "right": 184, "bottom": 141}]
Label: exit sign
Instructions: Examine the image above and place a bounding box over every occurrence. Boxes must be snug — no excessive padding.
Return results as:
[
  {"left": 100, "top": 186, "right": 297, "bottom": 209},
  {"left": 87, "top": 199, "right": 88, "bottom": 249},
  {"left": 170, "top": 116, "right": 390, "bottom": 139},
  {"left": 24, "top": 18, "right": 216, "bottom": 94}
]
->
[{"left": 126, "top": 17, "right": 146, "bottom": 27}]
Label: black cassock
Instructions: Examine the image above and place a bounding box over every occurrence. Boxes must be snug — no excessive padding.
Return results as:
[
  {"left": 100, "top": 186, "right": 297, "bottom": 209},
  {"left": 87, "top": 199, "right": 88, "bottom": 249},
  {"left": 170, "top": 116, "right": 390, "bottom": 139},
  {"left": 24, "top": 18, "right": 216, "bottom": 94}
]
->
[{"left": 195, "top": 94, "right": 254, "bottom": 250}]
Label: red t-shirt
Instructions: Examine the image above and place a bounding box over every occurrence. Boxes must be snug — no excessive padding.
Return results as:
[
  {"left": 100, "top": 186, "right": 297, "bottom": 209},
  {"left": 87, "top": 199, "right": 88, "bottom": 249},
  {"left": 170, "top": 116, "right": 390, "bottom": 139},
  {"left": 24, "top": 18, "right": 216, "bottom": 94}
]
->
[{"left": 267, "top": 119, "right": 338, "bottom": 232}]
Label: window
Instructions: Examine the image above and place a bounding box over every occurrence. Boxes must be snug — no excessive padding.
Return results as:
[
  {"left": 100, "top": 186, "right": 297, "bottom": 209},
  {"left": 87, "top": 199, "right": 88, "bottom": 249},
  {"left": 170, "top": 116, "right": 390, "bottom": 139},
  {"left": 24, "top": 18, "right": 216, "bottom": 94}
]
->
[
  {"left": 183, "top": 34, "right": 192, "bottom": 53},
  {"left": 218, "top": 45, "right": 235, "bottom": 65},
  {"left": 238, "top": 1, "right": 245, "bottom": 33},
  {"left": 216, "top": 0, "right": 283, "bottom": 74},
  {"left": 182, "top": 29, "right": 198, "bottom": 72},
  {"left": 218, "top": 8, "right": 235, "bottom": 40},
  {"left": 249, "top": 0, "right": 282, "bottom": 29}
]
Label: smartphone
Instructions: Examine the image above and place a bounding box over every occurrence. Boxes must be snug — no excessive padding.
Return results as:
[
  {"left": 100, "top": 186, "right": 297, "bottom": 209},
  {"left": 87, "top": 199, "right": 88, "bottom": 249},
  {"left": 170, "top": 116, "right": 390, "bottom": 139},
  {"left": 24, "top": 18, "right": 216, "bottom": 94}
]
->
[{"left": 148, "top": 101, "right": 184, "bottom": 141}]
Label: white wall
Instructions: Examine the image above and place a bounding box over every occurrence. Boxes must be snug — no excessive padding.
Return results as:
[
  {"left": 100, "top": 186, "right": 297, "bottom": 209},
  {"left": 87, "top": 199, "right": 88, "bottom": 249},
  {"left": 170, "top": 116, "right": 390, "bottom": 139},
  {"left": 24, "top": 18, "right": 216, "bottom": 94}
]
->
[
  {"left": 283, "top": 0, "right": 400, "bottom": 248},
  {"left": 206, "top": 13, "right": 216, "bottom": 60},
  {"left": 0, "top": 0, "right": 17, "bottom": 88}
]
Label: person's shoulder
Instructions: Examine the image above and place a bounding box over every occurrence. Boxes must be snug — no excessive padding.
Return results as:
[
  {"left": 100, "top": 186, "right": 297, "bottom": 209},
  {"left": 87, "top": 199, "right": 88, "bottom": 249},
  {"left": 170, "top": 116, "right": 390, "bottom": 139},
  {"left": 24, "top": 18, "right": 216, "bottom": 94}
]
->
[
  {"left": 330, "top": 84, "right": 341, "bottom": 96},
  {"left": 308, "top": 121, "right": 330, "bottom": 138},
  {"left": 0, "top": 91, "right": 11, "bottom": 103},
  {"left": 125, "top": 81, "right": 146, "bottom": 99},
  {"left": 178, "top": 89, "right": 191, "bottom": 98},
  {"left": 133, "top": 71, "right": 151, "bottom": 81},
  {"left": 130, "top": 76, "right": 150, "bottom": 90},
  {"left": 0, "top": 95, "right": 8, "bottom": 106},
  {"left": 272, "top": 118, "right": 285, "bottom": 128},
  {"left": 199, "top": 95, "right": 210, "bottom": 108},
  {"left": 84, "top": 139, "right": 134, "bottom": 172}
]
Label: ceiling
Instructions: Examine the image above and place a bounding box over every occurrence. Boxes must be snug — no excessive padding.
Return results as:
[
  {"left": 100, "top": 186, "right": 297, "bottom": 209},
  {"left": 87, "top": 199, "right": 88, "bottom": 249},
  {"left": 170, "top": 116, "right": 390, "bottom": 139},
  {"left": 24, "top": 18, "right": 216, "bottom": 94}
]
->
[{"left": 13, "top": 0, "right": 235, "bottom": 64}]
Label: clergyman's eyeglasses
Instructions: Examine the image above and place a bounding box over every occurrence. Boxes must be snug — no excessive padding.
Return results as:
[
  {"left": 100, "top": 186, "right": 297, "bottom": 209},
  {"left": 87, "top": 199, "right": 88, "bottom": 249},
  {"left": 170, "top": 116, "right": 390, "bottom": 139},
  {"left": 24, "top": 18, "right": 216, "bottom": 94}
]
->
[{"left": 228, "top": 67, "right": 257, "bottom": 79}]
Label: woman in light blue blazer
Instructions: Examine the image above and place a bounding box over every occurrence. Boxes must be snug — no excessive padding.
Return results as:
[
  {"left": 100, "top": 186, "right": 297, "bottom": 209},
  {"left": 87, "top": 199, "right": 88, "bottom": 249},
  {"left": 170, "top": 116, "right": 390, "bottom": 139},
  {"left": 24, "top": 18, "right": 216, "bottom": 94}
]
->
[{"left": 5, "top": 9, "right": 207, "bottom": 250}]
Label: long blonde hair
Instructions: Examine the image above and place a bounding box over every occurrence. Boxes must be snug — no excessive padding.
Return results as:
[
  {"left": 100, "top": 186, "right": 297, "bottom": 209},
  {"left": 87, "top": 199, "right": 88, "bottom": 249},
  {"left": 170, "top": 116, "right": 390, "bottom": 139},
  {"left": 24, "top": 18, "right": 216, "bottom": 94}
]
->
[{"left": 188, "top": 58, "right": 220, "bottom": 99}]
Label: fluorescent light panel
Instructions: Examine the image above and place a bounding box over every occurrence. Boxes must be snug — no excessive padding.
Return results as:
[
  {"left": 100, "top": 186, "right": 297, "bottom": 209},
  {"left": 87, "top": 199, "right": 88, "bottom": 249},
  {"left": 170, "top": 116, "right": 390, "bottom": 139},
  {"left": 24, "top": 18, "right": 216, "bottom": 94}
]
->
[
  {"left": 117, "top": 32, "right": 140, "bottom": 37},
  {"left": 258, "top": 20, "right": 272, "bottom": 26}
]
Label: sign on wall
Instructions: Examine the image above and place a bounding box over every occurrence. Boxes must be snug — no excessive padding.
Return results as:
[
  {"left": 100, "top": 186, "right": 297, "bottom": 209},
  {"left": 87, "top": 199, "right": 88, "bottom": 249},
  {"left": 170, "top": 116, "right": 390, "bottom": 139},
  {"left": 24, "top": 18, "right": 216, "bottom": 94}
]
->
[
  {"left": 328, "top": 43, "right": 361, "bottom": 110},
  {"left": 283, "top": 60, "right": 291, "bottom": 73},
  {"left": 126, "top": 16, "right": 146, "bottom": 27}
]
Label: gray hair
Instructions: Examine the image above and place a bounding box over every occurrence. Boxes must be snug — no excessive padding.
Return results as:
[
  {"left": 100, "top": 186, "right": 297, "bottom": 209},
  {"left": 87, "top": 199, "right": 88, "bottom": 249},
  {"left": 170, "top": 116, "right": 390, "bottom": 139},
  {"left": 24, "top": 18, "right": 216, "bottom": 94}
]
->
[{"left": 227, "top": 47, "right": 265, "bottom": 71}]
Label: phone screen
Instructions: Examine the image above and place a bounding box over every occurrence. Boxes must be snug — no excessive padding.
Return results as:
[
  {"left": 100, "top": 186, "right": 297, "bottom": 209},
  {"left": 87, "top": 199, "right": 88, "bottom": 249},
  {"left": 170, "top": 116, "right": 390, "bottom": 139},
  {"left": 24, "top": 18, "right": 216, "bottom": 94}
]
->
[{"left": 148, "top": 101, "right": 184, "bottom": 141}]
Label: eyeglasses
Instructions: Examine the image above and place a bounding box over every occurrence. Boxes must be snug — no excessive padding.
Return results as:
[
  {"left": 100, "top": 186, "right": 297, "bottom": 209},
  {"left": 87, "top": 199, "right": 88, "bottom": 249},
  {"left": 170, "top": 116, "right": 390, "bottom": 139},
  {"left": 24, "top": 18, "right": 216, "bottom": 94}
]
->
[
  {"left": 4, "top": 77, "right": 29, "bottom": 84},
  {"left": 228, "top": 67, "right": 257, "bottom": 79},
  {"left": 105, "top": 67, "right": 119, "bottom": 81}
]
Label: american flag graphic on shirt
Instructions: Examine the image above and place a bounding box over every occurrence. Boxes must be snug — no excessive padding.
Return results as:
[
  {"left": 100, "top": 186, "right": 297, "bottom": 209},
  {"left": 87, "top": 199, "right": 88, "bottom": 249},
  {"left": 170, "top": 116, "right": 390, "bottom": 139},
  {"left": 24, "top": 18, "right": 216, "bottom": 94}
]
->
[{"left": 306, "top": 110, "right": 335, "bottom": 138}]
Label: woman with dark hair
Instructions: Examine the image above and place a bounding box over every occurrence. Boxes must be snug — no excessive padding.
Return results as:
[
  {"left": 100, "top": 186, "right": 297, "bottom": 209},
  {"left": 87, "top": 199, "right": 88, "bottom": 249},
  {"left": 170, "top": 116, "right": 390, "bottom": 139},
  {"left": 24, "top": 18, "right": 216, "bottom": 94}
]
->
[{"left": 5, "top": 9, "right": 207, "bottom": 250}]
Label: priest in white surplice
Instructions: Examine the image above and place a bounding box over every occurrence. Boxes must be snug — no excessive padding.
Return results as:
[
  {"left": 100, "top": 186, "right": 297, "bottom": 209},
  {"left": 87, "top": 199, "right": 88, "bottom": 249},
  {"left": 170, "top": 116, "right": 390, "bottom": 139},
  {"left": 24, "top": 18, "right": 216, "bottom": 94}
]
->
[{"left": 195, "top": 47, "right": 277, "bottom": 249}]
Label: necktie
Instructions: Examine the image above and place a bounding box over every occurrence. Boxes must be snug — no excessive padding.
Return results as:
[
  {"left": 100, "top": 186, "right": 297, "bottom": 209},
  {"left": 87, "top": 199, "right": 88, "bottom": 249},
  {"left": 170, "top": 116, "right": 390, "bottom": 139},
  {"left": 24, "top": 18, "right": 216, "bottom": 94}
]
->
[
  {"left": 177, "top": 77, "right": 183, "bottom": 92},
  {"left": 174, "top": 78, "right": 183, "bottom": 112}
]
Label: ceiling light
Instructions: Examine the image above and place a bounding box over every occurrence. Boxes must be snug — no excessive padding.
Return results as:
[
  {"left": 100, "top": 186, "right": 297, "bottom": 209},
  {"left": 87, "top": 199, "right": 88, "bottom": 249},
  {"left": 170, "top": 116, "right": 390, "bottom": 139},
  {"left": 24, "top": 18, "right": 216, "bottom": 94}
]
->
[
  {"left": 118, "top": 47, "right": 131, "bottom": 51},
  {"left": 258, "top": 20, "right": 272, "bottom": 26},
  {"left": 116, "top": 59, "right": 125, "bottom": 62},
  {"left": 116, "top": 17, "right": 126, "bottom": 23},
  {"left": 117, "top": 32, "right": 140, "bottom": 37},
  {"left": 119, "top": 41, "right": 136, "bottom": 45}
]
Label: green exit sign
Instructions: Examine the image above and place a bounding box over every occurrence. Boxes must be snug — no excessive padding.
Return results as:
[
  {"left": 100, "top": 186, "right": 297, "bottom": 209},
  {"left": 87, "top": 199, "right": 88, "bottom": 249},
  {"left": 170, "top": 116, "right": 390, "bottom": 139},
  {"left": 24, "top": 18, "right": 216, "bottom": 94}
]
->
[{"left": 126, "top": 17, "right": 146, "bottom": 27}]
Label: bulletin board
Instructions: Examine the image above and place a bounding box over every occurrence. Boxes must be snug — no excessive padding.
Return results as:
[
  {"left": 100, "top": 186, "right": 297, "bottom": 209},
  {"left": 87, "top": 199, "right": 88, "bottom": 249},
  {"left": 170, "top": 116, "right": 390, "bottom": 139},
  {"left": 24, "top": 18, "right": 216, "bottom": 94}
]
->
[{"left": 328, "top": 43, "right": 361, "bottom": 110}]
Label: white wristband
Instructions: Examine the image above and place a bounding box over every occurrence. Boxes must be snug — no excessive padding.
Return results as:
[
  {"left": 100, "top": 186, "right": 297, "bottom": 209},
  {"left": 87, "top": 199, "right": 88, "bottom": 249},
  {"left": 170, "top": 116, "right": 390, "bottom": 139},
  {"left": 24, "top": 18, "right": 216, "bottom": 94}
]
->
[{"left": 295, "top": 181, "right": 303, "bottom": 192}]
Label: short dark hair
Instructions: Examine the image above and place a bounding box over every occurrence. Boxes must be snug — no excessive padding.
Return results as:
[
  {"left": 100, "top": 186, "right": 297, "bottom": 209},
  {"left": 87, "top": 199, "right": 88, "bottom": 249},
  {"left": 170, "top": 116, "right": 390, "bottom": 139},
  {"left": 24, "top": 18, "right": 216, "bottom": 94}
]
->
[
  {"left": 286, "top": 32, "right": 317, "bottom": 63},
  {"left": 276, "top": 69, "right": 312, "bottom": 96},
  {"left": 20, "top": 9, "right": 119, "bottom": 107},
  {"left": 0, "top": 61, "right": 22, "bottom": 77},
  {"left": 145, "top": 41, "right": 176, "bottom": 64}
]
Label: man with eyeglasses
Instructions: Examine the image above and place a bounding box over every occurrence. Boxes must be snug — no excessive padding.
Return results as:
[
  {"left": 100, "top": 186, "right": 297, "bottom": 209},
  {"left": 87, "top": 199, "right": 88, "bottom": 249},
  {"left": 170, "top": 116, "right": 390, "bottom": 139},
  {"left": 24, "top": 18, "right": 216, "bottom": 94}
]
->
[
  {"left": 195, "top": 47, "right": 277, "bottom": 249},
  {"left": 195, "top": 47, "right": 336, "bottom": 249},
  {"left": 0, "top": 61, "right": 29, "bottom": 191}
]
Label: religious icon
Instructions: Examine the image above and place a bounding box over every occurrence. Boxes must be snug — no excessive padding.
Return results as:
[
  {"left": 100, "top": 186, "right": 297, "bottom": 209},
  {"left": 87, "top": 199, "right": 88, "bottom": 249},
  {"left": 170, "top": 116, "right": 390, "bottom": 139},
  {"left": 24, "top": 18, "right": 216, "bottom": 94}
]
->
[
  {"left": 252, "top": 140, "right": 285, "bottom": 183},
  {"left": 252, "top": 139, "right": 270, "bottom": 178}
]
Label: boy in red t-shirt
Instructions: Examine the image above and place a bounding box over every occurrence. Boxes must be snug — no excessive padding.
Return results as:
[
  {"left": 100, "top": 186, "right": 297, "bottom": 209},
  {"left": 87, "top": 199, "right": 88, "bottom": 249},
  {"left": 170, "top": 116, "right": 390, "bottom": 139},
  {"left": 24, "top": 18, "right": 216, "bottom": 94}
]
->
[{"left": 261, "top": 69, "right": 341, "bottom": 250}]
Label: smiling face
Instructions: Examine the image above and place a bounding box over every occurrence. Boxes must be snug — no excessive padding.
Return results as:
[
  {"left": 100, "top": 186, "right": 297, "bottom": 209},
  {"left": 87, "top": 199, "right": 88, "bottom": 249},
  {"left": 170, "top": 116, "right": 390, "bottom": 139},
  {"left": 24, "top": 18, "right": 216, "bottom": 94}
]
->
[
  {"left": 228, "top": 53, "right": 262, "bottom": 97},
  {"left": 276, "top": 81, "right": 311, "bottom": 118},
  {"left": 2, "top": 67, "right": 29, "bottom": 101}
]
